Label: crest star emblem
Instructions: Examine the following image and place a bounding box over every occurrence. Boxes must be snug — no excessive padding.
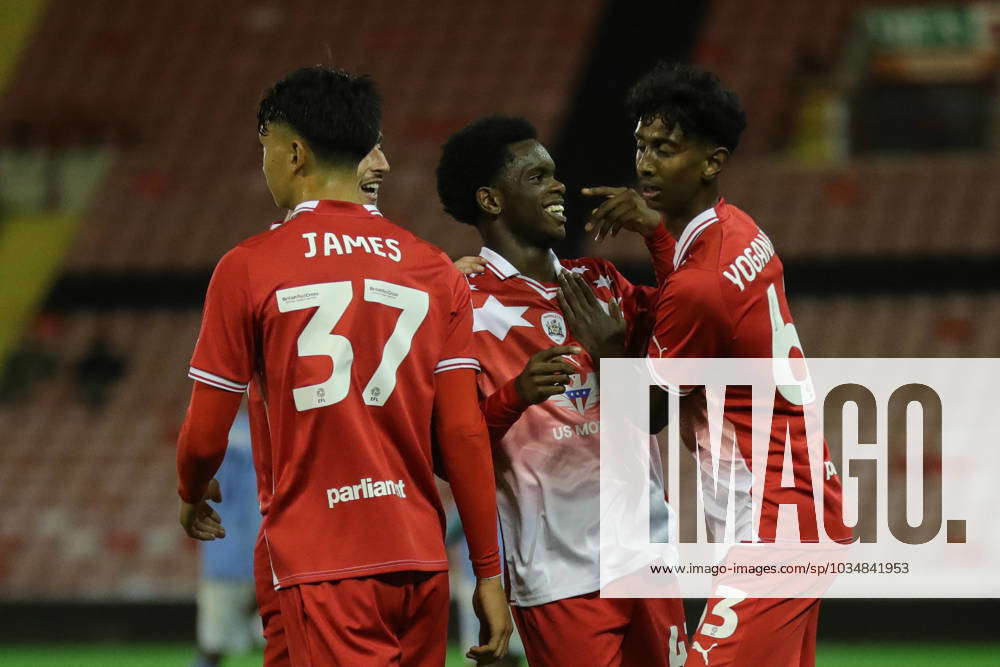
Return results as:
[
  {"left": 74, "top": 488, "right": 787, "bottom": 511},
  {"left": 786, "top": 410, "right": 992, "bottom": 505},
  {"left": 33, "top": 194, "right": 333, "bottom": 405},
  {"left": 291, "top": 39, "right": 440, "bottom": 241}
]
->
[
  {"left": 473, "top": 295, "right": 533, "bottom": 341},
  {"left": 593, "top": 275, "right": 612, "bottom": 290},
  {"left": 568, "top": 266, "right": 589, "bottom": 274}
]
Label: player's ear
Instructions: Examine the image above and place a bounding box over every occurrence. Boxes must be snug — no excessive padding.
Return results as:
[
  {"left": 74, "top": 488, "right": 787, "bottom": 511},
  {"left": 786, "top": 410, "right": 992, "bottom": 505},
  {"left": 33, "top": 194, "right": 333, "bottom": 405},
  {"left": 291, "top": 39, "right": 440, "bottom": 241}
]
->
[
  {"left": 702, "top": 146, "right": 729, "bottom": 183},
  {"left": 289, "top": 138, "right": 307, "bottom": 175},
  {"left": 476, "top": 186, "right": 502, "bottom": 217}
]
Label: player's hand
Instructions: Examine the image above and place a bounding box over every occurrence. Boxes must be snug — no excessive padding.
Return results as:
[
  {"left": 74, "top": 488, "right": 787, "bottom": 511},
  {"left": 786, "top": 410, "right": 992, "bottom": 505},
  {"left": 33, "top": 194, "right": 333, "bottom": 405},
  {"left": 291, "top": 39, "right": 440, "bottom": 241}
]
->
[
  {"left": 178, "top": 478, "right": 226, "bottom": 541},
  {"left": 467, "top": 576, "right": 513, "bottom": 664},
  {"left": 454, "top": 255, "right": 487, "bottom": 275},
  {"left": 557, "top": 271, "right": 626, "bottom": 361},
  {"left": 582, "top": 186, "right": 661, "bottom": 241},
  {"left": 514, "top": 345, "right": 582, "bottom": 404}
]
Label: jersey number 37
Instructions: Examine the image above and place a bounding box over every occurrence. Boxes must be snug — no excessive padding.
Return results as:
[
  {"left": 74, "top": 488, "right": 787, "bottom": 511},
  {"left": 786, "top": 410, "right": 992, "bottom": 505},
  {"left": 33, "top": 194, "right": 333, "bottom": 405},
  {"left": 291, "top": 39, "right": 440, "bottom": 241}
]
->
[{"left": 276, "top": 280, "right": 429, "bottom": 411}]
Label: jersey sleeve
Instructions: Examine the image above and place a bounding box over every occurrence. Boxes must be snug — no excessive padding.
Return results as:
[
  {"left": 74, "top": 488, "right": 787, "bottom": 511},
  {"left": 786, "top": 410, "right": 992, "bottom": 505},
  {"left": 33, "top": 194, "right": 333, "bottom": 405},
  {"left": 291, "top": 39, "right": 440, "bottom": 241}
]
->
[
  {"left": 480, "top": 377, "right": 530, "bottom": 441},
  {"left": 646, "top": 270, "right": 729, "bottom": 394},
  {"left": 176, "top": 382, "right": 244, "bottom": 503},
  {"left": 644, "top": 219, "right": 676, "bottom": 286},
  {"left": 433, "top": 269, "right": 481, "bottom": 374},
  {"left": 189, "top": 247, "right": 255, "bottom": 393},
  {"left": 600, "top": 260, "right": 659, "bottom": 357},
  {"left": 432, "top": 369, "right": 502, "bottom": 578}
]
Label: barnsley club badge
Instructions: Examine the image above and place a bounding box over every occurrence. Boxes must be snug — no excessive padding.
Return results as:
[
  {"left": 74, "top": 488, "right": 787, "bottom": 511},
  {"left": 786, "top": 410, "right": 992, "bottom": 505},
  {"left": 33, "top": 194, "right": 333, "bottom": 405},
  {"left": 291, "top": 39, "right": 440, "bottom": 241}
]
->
[{"left": 540, "top": 312, "right": 567, "bottom": 344}]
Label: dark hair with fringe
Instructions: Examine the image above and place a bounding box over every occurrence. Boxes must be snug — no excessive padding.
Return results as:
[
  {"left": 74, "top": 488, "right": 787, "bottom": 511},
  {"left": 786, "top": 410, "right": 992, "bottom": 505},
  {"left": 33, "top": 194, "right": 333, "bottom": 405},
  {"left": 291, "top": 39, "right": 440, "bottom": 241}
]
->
[
  {"left": 436, "top": 115, "right": 538, "bottom": 225},
  {"left": 626, "top": 62, "right": 746, "bottom": 151},
  {"left": 257, "top": 66, "right": 381, "bottom": 165}
]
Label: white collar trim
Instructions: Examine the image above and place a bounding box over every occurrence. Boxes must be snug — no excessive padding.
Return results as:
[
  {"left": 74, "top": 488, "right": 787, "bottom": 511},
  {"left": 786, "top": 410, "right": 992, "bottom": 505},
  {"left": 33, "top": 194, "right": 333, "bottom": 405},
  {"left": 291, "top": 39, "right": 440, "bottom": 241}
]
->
[
  {"left": 479, "top": 247, "right": 565, "bottom": 299},
  {"left": 291, "top": 200, "right": 319, "bottom": 216},
  {"left": 673, "top": 204, "right": 720, "bottom": 267},
  {"left": 479, "top": 247, "right": 564, "bottom": 280},
  {"left": 284, "top": 199, "right": 382, "bottom": 223}
]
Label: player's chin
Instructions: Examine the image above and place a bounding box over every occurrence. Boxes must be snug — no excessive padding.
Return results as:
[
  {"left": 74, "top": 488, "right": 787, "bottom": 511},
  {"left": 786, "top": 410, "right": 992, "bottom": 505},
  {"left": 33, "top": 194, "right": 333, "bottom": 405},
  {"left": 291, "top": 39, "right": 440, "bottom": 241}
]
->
[{"left": 543, "top": 217, "right": 567, "bottom": 241}]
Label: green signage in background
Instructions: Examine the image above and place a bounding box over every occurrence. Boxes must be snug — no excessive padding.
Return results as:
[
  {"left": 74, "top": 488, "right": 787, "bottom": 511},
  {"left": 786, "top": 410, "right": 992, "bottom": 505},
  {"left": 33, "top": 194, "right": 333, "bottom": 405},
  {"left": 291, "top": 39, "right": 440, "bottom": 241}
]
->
[{"left": 864, "top": 4, "right": 987, "bottom": 51}]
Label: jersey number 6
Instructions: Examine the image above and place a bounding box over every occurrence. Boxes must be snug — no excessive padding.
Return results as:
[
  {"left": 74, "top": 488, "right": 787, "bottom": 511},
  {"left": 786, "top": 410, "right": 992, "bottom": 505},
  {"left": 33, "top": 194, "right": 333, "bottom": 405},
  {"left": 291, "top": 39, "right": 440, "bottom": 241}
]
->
[{"left": 766, "top": 282, "right": 815, "bottom": 406}]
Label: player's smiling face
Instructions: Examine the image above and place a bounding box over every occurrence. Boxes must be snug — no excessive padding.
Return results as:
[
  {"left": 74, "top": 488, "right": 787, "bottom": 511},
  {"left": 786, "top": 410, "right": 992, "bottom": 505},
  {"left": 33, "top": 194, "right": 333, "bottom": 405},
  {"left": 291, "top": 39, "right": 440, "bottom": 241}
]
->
[
  {"left": 634, "top": 117, "right": 717, "bottom": 218},
  {"left": 495, "top": 139, "right": 567, "bottom": 247},
  {"left": 357, "top": 141, "right": 390, "bottom": 205}
]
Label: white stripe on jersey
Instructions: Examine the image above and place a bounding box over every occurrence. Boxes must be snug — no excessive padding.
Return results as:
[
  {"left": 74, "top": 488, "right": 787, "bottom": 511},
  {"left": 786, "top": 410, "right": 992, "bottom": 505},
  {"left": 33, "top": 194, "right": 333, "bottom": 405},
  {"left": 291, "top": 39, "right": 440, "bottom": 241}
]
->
[
  {"left": 674, "top": 216, "right": 718, "bottom": 267},
  {"left": 515, "top": 275, "right": 559, "bottom": 300},
  {"left": 291, "top": 200, "right": 319, "bottom": 215},
  {"left": 435, "top": 357, "right": 482, "bottom": 373},
  {"left": 189, "top": 367, "right": 248, "bottom": 393},
  {"left": 484, "top": 262, "right": 507, "bottom": 281}
]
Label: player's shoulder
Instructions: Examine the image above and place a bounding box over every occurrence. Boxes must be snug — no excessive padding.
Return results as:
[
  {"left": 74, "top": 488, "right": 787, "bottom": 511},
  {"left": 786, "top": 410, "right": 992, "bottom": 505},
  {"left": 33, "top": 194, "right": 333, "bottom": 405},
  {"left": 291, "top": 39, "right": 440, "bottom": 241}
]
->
[
  {"left": 562, "top": 256, "right": 634, "bottom": 298},
  {"left": 225, "top": 210, "right": 305, "bottom": 257},
  {"left": 682, "top": 200, "right": 780, "bottom": 300},
  {"left": 664, "top": 233, "right": 728, "bottom": 308},
  {"left": 210, "top": 222, "right": 291, "bottom": 277},
  {"left": 666, "top": 260, "right": 720, "bottom": 296},
  {"left": 719, "top": 201, "right": 767, "bottom": 241},
  {"left": 560, "top": 255, "right": 616, "bottom": 277},
  {"left": 232, "top": 226, "right": 279, "bottom": 253},
  {"left": 394, "top": 226, "right": 464, "bottom": 276},
  {"left": 684, "top": 201, "right": 767, "bottom": 264},
  {"left": 464, "top": 269, "right": 502, "bottom": 307},
  {"left": 397, "top": 224, "right": 448, "bottom": 261},
  {"left": 465, "top": 259, "right": 505, "bottom": 291},
  {"left": 211, "top": 229, "right": 268, "bottom": 273},
  {"left": 384, "top": 229, "right": 472, "bottom": 297}
]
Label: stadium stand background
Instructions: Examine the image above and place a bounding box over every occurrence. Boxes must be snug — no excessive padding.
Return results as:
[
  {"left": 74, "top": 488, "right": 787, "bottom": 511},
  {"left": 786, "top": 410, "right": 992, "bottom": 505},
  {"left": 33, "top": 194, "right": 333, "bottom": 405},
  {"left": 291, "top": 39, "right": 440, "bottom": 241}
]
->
[{"left": 0, "top": 0, "right": 996, "bottom": 650}]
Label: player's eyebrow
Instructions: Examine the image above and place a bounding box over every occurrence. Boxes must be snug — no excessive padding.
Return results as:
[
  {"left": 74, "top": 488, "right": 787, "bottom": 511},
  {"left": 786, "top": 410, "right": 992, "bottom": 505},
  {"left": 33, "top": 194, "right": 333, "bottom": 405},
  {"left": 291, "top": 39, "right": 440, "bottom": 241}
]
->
[
  {"left": 635, "top": 128, "right": 674, "bottom": 143},
  {"left": 516, "top": 158, "right": 540, "bottom": 177},
  {"left": 522, "top": 161, "right": 554, "bottom": 179},
  {"left": 635, "top": 131, "right": 683, "bottom": 152}
]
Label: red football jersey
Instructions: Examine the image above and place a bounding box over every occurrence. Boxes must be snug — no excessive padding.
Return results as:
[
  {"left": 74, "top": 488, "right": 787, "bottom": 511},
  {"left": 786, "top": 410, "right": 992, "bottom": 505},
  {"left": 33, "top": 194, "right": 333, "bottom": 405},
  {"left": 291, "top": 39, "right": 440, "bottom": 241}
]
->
[
  {"left": 648, "top": 199, "right": 850, "bottom": 543},
  {"left": 243, "top": 380, "right": 270, "bottom": 509},
  {"left": 189, "top": 199, "right": 479, "bottom": 587},
  {"left": 469, "top": 245, "right": 673, "bottom": 605}
]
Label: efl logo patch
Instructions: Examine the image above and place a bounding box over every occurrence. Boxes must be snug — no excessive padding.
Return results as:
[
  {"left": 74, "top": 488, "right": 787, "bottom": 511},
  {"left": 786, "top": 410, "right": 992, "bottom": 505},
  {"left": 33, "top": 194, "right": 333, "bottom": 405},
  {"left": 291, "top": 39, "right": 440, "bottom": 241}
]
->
[{"left": 541, "top": 312, "right": 567, "bottom": 344}]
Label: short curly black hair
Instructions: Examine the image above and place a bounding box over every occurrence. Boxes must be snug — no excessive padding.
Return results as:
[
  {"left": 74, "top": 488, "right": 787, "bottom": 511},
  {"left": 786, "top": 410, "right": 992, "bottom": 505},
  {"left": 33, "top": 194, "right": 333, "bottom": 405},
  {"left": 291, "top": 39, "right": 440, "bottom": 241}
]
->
[
  {"left": 258, "top": 66, "right": 381, "bottom": 166},
  {"left": 626, "top": 62, "right": 746, "bottom": 152},
  {"left": 436, "top": 115, "right": 538, "bottom": 225}
]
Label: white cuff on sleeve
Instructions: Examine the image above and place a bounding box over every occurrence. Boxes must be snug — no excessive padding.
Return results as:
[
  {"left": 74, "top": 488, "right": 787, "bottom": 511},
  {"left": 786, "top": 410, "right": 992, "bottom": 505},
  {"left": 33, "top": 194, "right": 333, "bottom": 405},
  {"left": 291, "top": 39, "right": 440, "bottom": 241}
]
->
[
  {"left": 188, "top": 366, "right": 248, "bottom": 393},
  {"left": 434, "top": 357, "right": 482, "bottom": 374}
]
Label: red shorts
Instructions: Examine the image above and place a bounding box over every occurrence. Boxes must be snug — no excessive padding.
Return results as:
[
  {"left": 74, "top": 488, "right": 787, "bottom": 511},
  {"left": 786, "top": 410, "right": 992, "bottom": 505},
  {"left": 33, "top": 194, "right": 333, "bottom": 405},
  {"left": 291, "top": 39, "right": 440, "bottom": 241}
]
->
[
  {"left": 276, "top": 570, "right": 449, "bottom": 667},
  {"left": 253, "top": 533, "right": 290, "bottom": 667},
  {"left": 512, "top": 592, "right": 688, "bottom": 667},
  {"left": 687, "top": 597, "right": 820, "bottom": 666}
]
